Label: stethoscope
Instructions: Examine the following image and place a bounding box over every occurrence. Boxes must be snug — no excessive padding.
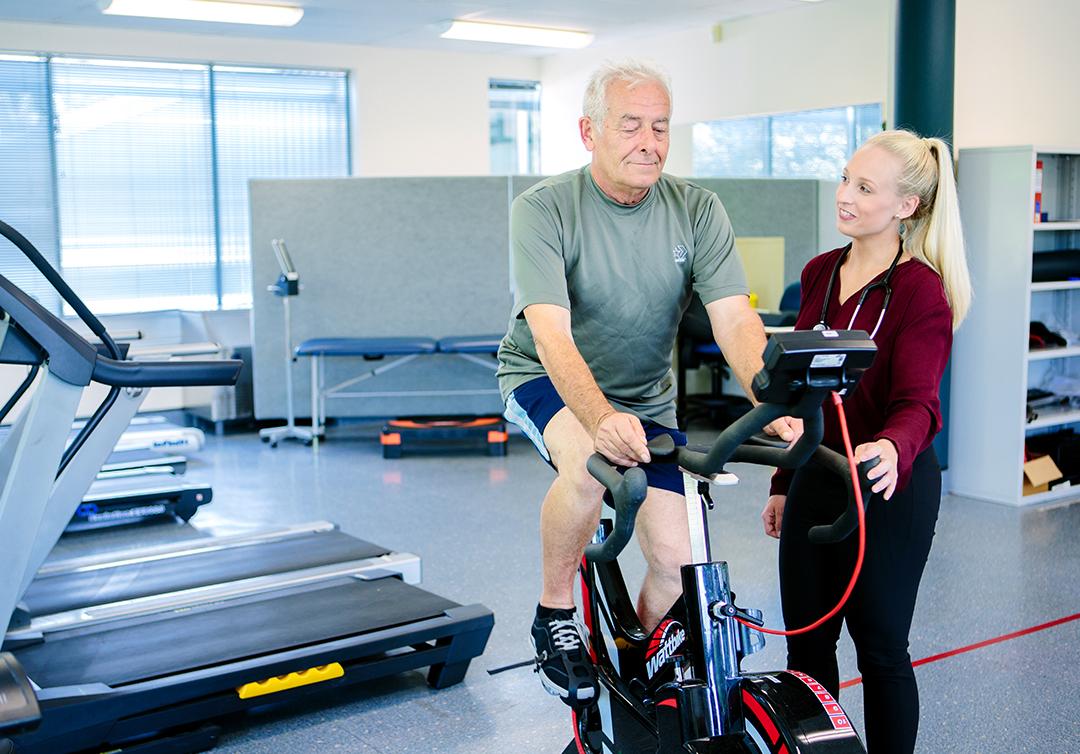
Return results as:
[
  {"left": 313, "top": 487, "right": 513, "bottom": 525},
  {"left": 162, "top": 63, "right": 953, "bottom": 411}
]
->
[{"left": 813, "top": 241, "right": 904, "bottom": 340}]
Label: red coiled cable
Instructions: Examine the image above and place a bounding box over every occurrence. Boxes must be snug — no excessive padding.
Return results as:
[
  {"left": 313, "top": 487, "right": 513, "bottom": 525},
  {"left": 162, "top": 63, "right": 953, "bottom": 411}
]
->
[{"left": 736, "top": 391, "right": 866, "bottom": 636}]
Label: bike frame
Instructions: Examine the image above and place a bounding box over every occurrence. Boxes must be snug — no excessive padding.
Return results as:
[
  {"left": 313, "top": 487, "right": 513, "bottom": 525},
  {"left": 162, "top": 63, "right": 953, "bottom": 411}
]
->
[{"left": 577, "top": 467, "right": 864, "bottom": 754}]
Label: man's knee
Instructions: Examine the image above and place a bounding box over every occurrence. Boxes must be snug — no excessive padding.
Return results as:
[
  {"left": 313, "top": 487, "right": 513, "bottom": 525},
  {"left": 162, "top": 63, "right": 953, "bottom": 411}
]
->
[
  {"left": 638, "top": 489, "right": 691, "bottom": 578},
  {"left": 553, "top": 455, "right": 605, "bottom": 503},
  {"left": 545, "top": 408, "right": 606, "bottom": 503},
  {"left": 643, "top": 535, "right": 690, "bottom": 579}
]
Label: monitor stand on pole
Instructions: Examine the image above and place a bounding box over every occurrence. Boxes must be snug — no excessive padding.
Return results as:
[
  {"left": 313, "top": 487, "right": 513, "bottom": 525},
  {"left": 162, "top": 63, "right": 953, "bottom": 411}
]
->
[{"left": 260, "top": 239, "right": 315, "bottom": 448}]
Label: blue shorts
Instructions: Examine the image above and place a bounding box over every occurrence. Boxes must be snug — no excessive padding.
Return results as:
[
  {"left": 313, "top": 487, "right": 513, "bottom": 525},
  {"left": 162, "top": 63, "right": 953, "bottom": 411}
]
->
[{"left": 504, "top": 375, "right": 688, "bottom": 495}]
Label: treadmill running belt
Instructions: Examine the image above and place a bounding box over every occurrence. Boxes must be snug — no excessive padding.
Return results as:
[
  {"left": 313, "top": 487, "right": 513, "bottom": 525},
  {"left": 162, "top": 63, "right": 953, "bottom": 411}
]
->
[
  {"left": 25, "top": 531, "right": 390, "bottom": 617},
  {"left": 18, "top": 576, "right": 458, "bottom": 688}
]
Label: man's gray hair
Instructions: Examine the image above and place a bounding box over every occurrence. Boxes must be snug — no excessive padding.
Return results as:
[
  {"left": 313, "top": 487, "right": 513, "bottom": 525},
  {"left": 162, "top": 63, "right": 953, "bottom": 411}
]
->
[{"left": 582, "top": 59, "right": 672, "bottom": 125}]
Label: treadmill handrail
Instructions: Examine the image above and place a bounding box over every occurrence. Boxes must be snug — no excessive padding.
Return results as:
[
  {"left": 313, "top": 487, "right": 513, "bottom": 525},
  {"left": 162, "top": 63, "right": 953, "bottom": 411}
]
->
[
  {"left": 0, "top": 218, "right": 122, "bottom": 363},
  {"left": 91, "top": 355, "right": 241, "bottom": 388},
  {"left": 0, "top": 274, "right": 98, "bottom": 387},
  {"left": 0, "top": 275, "right": 240, "bottom": 389}
]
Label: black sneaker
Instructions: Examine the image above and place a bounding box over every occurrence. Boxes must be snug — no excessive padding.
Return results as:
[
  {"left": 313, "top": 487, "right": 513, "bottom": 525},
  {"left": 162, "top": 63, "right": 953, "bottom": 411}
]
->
[{"left": 531, "top": 607, "right": 597, "bottom": 706}]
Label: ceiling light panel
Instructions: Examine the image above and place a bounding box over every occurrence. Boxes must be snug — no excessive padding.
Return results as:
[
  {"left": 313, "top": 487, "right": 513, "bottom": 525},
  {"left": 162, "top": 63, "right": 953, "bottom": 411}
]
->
[
  {"left": 101, "top": 0, "right": 304, "bottom": 27},
  {"left": 441, "top": 20, "right": 593, "bottom": 49}
]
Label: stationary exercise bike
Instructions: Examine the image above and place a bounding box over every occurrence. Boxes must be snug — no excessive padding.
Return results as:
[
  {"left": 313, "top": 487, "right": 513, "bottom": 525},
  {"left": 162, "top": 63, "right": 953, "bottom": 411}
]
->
[{"left": 569, "top": 329, "right": 879, "bottom": 753}]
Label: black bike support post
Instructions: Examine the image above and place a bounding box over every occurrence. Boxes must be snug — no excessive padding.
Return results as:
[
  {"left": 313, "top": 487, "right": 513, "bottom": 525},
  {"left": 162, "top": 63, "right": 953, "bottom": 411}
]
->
[
  {"left": 680, "top": 561, "right": 744, "bottom": 739},
  {"left": 895, "top": 0, "right": 955, "bottom": 468}
]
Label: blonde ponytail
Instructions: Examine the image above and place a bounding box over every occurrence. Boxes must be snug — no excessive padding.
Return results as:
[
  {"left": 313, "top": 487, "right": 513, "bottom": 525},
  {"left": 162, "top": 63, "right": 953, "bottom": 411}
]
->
[{"left": 863, "top": 130, "right": 973, "bottom": 329}]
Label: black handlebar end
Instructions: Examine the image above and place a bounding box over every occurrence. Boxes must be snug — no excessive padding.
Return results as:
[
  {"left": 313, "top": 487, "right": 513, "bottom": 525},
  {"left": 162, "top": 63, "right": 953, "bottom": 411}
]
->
[{"left": 806, "top": 455, "right": 880, "bottom": 545}]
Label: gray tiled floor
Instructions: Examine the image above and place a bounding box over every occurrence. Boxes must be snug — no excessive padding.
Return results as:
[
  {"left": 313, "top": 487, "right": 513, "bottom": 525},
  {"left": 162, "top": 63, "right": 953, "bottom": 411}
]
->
[{"left": 50, "top": 424, "right": 1080, "bottom": 753}]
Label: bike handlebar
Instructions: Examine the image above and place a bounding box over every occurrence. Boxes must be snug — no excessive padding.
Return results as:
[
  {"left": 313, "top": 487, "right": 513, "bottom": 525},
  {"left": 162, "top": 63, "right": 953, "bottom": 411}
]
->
[
  {"left": 804, "top": 446, "right": 879, "bottom": 543},
  {"left": 582, "top": 459, "right": 649, "bottom": 563},
  {"left": 584, "top": 398, "right": 880, "bottom": 563}
]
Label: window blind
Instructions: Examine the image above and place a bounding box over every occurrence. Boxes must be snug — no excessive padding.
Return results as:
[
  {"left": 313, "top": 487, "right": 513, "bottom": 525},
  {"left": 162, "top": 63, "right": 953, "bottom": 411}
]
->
[
  {"left": 51, "top": 57, "right": 217, "bottom": 314},
  {"left": 0, "top": 54, "right": 61, "bottom": 312},
  {"left": 213, "top": 65, "right": 349, "bottom": 308}
]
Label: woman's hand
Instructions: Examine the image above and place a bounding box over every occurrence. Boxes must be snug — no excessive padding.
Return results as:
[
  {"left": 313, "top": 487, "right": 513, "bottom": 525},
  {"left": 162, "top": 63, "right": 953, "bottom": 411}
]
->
[
  {"left": 855, "top": 439, "right": 899, "bottom": 500},
  {"left": 761, "top": 495, "right": 786, "bottom": 538}
]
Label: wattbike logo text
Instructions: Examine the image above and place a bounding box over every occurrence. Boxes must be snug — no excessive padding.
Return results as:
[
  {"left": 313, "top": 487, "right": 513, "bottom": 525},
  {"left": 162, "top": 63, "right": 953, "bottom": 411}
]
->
[{"left": 645, "top": 619, "right": 686, "bottom": 679}]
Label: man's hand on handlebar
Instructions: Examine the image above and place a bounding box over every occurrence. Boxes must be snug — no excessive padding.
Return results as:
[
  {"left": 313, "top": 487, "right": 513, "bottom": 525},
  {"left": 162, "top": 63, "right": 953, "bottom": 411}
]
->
[
  {"left": 855, "top": 438, "right": 899, "bottom": 500},
  {"left": 593, "top": 411, "right": 651, "bottom": 467},
  {"left": 762, "top": 494, "right": 785, "bottom": 539},
  {"left": 762, "top": 416, "right": 804, "bottom": 446}
]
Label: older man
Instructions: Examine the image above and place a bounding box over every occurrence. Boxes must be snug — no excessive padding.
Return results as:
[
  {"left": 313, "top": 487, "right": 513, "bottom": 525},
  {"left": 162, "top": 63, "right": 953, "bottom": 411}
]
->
[{"left": 496, "top": 59, "right": 797, "bottom": 707}]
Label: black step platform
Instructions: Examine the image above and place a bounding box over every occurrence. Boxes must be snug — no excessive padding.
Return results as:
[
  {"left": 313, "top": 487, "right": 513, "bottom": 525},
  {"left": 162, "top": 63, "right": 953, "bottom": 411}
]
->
[{"left": 381, "top": 416, "right": 508, "bottom": 458}]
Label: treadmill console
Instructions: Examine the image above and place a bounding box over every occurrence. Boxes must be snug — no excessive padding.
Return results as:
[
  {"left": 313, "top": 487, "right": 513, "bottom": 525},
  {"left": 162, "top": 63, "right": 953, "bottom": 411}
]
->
[{"left": 752, "top": 329, "right": 877, "bottom": 404}]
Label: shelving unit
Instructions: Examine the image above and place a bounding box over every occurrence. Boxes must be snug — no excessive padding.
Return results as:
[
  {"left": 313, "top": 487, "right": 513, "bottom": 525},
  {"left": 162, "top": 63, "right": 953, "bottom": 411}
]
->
[
  {"left": 950, "top": 146, "right": 1080, "bottom": 506},
  {"left": 1028, "top": 345, "right": 1080, "bottom": 361}
]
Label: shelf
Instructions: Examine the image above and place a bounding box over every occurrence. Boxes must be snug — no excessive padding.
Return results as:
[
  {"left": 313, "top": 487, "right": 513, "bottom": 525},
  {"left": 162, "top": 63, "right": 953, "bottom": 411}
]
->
[
  {"left": 1034, "top": 222, "right": 1080, "bottom": 231},
  {"left": 1026, "top": 407, "right": 1080, "bottom": 430},
  {"left": 1027, "top": 345, "right": 1080, "bottom": 361},
  {"left": 1021, "top": 483, "right": 1080, "bottom": 505},
  {"left": 1031, "top": 280, "right": 1080, "bottom": 292}
]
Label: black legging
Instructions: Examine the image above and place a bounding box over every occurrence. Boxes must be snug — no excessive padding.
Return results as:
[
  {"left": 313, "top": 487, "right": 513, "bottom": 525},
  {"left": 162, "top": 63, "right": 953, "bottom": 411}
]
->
[{"left": 779, "top": 447, "right": 940, "bottom": 754}]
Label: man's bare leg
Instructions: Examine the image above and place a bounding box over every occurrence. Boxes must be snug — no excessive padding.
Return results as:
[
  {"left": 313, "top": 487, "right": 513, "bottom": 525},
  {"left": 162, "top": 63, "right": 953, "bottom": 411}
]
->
[
  {"left": 538, "top": 406, "right": 605, "bottom": 609},
  {"left": 537, "top": 404, "right": 691, "bottom": 629},
  {"left": 635, "top": 487, "right": 692, "bottom": 631}
]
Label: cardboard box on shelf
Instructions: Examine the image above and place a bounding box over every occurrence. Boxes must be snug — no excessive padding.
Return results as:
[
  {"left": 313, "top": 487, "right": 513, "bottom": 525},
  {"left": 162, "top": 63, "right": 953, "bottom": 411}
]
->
[{"left": 1023, "top": 454, "right": 1063, "bottom": 496}]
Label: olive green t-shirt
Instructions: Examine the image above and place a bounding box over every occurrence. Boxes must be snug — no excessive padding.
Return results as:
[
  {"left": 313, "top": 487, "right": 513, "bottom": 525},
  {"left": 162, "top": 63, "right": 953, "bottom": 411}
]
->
[{"left": 496, "top": 166, "right": 748, "bottom": 428}]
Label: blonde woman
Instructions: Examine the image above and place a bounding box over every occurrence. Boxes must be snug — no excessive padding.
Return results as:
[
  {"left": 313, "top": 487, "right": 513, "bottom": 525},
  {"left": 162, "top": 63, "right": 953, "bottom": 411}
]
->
[{"left": 761, "top": 130, "right": 972, "bottom": 753}]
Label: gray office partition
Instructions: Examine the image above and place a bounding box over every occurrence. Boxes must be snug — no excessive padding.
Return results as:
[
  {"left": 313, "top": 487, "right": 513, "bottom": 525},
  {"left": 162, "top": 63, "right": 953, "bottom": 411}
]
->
[
  {"left": 691, "top": 178, "right": 836, "bottom": 287},
  {"left": 250, "top": 174, "right": 834, "bottom": 421},
  {"left": 250, "top": 176, "right": 512, "bottom": 420}
]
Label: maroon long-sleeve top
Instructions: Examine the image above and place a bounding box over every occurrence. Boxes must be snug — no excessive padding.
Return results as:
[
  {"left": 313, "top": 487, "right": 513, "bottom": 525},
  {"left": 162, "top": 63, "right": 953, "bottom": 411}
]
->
[{"left": 770, "top": 246, "right": 953, "bottom": 496}]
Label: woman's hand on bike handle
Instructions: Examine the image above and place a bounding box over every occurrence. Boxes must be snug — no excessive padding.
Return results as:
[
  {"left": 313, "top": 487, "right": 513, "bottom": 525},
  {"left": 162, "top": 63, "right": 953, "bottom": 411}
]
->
[
  {"left": 762, "top": 494, "right": 786, "bottom": 539},
  {"left": 855, "top": 438, "right": 899, "bottom": 500}
]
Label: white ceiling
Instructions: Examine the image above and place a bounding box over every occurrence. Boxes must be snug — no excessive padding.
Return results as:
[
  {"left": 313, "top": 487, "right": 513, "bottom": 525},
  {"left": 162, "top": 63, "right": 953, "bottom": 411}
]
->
[{"left": 0, "top": 0, "right": 818, "bottom": 55}]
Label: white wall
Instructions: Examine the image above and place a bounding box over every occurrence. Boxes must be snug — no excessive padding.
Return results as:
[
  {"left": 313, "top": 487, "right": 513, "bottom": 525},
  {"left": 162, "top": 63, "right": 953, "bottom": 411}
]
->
[
  {"left": 0, "top": 21, "right": 540, "bottom": 177},
  {"left": 539, "top": 0, "right": 1080, "bottom": 174},
  {"left": 955, "top": 0, "right": 1080, "bottom": 150},
  {"left": 538, "top": 0, "right": 891, "bottom": 175}
]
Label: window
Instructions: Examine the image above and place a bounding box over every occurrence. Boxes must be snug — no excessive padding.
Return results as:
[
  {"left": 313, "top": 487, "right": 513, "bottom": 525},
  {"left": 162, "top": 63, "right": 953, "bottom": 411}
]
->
[
  {"left": 489, "top": 79, "right": 540, "bottom": 175},
  {"left": 213, "top": 66, "right": 350, "bottom": 308},
  {"left": 52, "top": 58, "right": 217, "bottom": 313},
  {"left": 0, "top": 54, "right": 60, "bottom": 313},
  {"left": 693, "top": 104, "right": 882, "bottom": 180},
  {"left": 0, "top": 53, "right": 349, "bottom": 314}
]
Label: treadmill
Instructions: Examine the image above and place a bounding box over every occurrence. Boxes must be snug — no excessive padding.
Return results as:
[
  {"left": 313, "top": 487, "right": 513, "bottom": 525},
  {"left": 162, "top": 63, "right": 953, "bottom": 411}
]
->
[
  {"left": 99, "top": 447, "right": 188, "bottom": 475},
  {"left": 0, "top": 429, "right": 188, "bottom": 476},
  {"left": 0, "top": 653, "right": 38, "bottom": 754},
  {"left": 0, "top": 219, "right": 494, "bottom": 754},
  {"left": 0, "top": 424, "right": 209, "bottom": 531},
  {"left": 67, "top": 474, "right": 213, "bottom": 531}
]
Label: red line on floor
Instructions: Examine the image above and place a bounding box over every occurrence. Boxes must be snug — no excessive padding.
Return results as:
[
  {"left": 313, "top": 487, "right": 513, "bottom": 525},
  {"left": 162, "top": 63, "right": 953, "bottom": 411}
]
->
[{"left": 839, "top": 612, "right": 1080, "bottom": 689}]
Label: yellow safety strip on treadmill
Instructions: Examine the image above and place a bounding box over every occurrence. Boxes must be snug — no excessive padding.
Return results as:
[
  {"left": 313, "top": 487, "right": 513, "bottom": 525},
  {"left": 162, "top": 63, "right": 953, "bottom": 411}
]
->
[{"left": 236, "top": 663, "right": 345, "bottom": 699}]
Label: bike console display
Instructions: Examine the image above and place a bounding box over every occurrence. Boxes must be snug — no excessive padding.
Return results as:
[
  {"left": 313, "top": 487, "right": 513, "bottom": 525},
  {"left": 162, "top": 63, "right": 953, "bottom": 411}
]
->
[{"left": 752, "top": 329, "right": 877, "bottom": 405}]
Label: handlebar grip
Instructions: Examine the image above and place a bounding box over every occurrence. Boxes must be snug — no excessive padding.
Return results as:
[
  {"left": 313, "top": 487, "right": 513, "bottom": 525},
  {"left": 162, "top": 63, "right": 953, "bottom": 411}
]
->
[
  {"left": 680, "top": 403, "right": 825, "bottom": 477},
  {"left": 583, "top": 460, "right": 648, "bottom": 563},
  {"left": 806, "top": 450, "right": 880, "bottom": 544}
]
